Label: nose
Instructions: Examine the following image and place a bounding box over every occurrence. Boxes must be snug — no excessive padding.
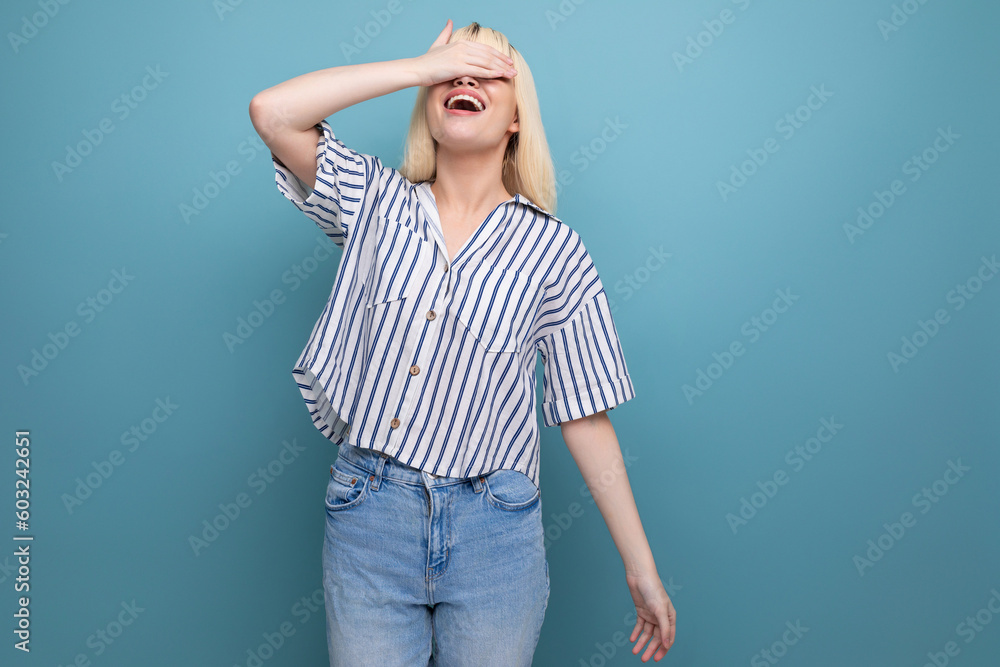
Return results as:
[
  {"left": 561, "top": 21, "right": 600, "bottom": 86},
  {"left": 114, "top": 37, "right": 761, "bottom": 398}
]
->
[{"left": 451, "top": 75, "right": 480, "bottom": 87}]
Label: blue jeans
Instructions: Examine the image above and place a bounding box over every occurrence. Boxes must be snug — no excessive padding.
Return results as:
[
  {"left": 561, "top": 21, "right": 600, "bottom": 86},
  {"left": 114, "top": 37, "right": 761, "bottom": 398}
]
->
[{"left": 322, "top": 442, "right": 550, "bottom": 666}]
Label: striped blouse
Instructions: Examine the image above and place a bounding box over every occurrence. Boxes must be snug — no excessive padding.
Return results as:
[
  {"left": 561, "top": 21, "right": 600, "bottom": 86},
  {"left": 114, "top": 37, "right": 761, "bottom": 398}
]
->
[{"left": 272, "top": 119, "right": 636, "bottom": 489}]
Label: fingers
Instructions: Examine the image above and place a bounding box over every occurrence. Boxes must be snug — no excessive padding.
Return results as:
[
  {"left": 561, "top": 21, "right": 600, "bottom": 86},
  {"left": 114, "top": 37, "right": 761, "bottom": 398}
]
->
[
  {"left": 641, "top": 625, "right": 662, "bottom": 661},
  {"left": 637, "top": 620, "right": 668, "bottom": 662},
  {"left": 632, "top": 620, "right": 654, "bottom": 656},
  {"left": 661, "top": 600, "right": 676, "bottom": 651},
  {"left": 463, "top": 41, "right": 515, "bottom": 77},
  {"left": 660, "top": 612, "right": 673, "bottom": 650},
  {"left": 631, "top": 612, "right": 674, "bottom": 659},
  {"left": 429, "top": 18, "right": 452, "bottom": 49},
  {"left": 629, "top": 616, "right": 644, "bottom": 643},
  {"left": 470, "top": 65, "right": 516, "bottom": 80},
  {"left": 425, "top": 28, "right": 515, "bottom": 81},
  {"left": 460, "top": 58, "right": 515, "bottom": 81}
]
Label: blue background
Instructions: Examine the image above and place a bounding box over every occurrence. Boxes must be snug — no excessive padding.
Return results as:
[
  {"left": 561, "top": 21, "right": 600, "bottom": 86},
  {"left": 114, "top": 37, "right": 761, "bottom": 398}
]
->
[{"left": 2, "top": 0, "right": 998, "bottom": 665}]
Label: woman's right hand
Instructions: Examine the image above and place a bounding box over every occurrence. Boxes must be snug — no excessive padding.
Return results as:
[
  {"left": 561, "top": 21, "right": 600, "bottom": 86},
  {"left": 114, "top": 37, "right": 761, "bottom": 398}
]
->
[{"left": 411, "top": 19, "right": 517, "bottom": 87}]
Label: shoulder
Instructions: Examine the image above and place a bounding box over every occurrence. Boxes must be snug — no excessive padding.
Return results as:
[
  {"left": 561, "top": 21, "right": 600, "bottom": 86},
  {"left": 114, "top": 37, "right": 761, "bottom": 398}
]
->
[
  {"left": 512, "top": 193, "right": 584, "bottom": 265},
  {"left": 313, "top": 119, "right": 415, "bottom": 198},
  {"left": 508, "top": 196, "right": 594, "bottom": 269},
  {"left": 513, "top": 193, "right": 565, "bottom": 226},
  {"left": 370, "top": 163, "right": 422, "bottom": 215}
]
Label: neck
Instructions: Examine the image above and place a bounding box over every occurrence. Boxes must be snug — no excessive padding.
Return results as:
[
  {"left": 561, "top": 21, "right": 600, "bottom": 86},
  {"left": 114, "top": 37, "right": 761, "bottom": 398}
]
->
[{"left": 430, "top": 143, "right": 513, "bottom": 216}]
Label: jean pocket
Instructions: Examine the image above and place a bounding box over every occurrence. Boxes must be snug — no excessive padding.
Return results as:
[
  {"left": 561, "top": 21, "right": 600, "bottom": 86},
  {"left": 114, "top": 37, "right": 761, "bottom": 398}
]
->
[
  {"left": 326, "top": 463, "right": 370, "bottom": 512},
  {"left": 484, "top": 469, "right": 540, "bottom": 511}
]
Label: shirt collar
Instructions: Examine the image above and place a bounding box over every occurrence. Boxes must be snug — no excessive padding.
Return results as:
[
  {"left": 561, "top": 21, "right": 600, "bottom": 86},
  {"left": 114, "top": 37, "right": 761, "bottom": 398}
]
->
[
  {"left": 513, "top": 192, "right": 562, "bottom": 224},
  {"left": 417, "top": 181, "right": 561, "bottom": 224}
]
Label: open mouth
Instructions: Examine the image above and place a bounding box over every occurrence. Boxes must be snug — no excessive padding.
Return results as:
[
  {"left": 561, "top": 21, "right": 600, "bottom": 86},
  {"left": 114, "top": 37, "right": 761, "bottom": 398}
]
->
[{"left": 444, "top": 94, "right": 486, "bottom": 113}]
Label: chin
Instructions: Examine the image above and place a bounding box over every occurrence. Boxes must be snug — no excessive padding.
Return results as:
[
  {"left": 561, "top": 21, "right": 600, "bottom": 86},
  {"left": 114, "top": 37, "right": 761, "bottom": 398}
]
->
[{"left": 435, "top": 128, "right": 493, "bottom": 148}]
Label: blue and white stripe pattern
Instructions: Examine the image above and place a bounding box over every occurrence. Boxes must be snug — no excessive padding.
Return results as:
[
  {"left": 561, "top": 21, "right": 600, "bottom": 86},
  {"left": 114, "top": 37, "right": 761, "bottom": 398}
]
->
[{"left": 273, "top": 119, "right": 635, "bottom": 489}]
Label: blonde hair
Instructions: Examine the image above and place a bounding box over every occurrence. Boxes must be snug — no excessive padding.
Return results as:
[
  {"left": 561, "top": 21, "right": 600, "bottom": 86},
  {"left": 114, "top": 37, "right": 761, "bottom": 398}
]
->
[{"left": 397, "top": 21, "right": 558, "bottom": 214}]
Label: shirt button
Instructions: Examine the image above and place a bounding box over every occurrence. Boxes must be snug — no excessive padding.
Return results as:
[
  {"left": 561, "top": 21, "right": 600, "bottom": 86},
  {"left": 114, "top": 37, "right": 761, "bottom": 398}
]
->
[
  {"left": 443, "top": 264, "right": 449, "bottom": 272},
  {"left": 390, "top": 418, "right": 400, "bottom": 428},
  {"left": 409, "top": 365, "right": 420, "bottom": 375},
  {"left": 426, "top": 310, "right": 436, "bottom": 320}
]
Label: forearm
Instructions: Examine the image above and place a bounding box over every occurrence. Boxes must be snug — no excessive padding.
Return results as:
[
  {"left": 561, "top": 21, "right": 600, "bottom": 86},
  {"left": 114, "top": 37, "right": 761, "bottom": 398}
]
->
[
  {"left": 561, "top": 412, "right": 657, "bottom": 575},
  {"left": 249, "top": 58, "right": 423, "bottom": 135}
]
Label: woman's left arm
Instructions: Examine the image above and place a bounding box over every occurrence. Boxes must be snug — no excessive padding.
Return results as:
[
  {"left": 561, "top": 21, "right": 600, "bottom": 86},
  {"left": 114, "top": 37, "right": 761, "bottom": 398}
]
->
[{"left": 561, "top": 411, "right": 676, "bottom": 661}]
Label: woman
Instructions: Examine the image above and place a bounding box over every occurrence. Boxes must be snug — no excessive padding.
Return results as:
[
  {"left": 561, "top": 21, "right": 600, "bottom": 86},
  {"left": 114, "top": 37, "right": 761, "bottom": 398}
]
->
[{"left": 249, "top": 19, "right": 675, "bottom": 665}]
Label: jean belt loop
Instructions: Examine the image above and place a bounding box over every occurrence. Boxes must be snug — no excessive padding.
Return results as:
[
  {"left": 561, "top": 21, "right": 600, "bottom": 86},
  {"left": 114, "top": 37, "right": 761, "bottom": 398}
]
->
[
  {"left": 370, "top": 452, "right": 388, "bottom": 492},
  {"left": 471, "top": 474, "right": 485, "bottom": 494}
]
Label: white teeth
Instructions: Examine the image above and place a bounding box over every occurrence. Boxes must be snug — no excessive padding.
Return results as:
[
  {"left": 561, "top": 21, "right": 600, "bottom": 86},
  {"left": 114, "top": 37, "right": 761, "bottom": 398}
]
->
[{"left": 445, "top": 94, "right": 484, "bottom": 111}]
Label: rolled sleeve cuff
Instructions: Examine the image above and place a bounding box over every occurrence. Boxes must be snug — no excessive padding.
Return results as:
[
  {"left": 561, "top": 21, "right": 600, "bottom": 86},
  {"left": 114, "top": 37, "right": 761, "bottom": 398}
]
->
[
  {"left": 272, "top": 120, "right": 354, "bottom": 247},
  {"left": 542, "top": 373, "right": 636, "bottom": 427}
]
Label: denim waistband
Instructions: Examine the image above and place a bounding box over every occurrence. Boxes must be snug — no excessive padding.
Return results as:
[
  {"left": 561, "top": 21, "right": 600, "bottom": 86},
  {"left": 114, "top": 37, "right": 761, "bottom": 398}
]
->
[{"left": 336, "top": 442, "right": 481, "bottom": 489}]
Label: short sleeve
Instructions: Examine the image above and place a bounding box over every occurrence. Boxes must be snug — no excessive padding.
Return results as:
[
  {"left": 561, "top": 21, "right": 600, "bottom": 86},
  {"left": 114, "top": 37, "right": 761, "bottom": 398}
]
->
[
  {"left": 535, "top": 235, "right": 636, "bottom": 426},
  {"left": 272, "top": 119, "right": 381, "bottom": 249}
]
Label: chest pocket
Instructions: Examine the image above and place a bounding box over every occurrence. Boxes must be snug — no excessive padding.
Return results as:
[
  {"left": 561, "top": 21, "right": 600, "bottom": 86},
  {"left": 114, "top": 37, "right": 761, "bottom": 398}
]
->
[
  {"left": 366, "top": 215, "right": 432, "bottom": 307},
  {"left": 453, "top": 266, "right": 536, "bottom": 354}
]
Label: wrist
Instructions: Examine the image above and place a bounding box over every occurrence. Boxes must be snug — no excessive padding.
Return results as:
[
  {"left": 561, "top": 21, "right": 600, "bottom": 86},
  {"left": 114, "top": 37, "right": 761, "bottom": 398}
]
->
[
  {"left": 622, "top": 548, "right": 657, "bottom": 576},
  {"left": 399, "top": 56, "right": 429, "bottom": 88}
]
